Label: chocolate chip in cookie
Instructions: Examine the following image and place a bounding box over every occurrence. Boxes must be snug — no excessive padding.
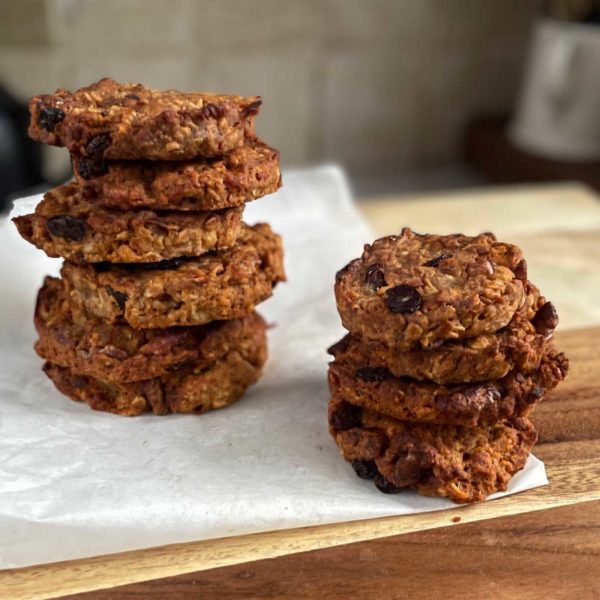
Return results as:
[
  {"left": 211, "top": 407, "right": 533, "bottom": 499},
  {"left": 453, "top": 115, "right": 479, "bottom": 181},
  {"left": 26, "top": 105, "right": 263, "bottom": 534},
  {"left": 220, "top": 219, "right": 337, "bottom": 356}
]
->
[
  {"left": 374, "top": 474, "right": 403, "bottom": 494},
  {"left": 85, "top": 133, "right": 111, "bottom": 157},
  {"left": 46, "top": 215, "right": 88, "bottom": 241},
  {"left": 329, "top": 400, "right": 362, "bottom": 431},
  {"left": 76, "top": 156, "right": 108, "bottom": 179},
  {"left": 38, "top": 107, "right": 65, "bottom": 132},
  {"left": 513, "top": 258, "right": 528, "bottom": 281},
  {"left": 384, "top": 284, "right": 422, "bottom": 314},
  {"left": 364, "top": 263, "right": 387, "bottom": 290},
  {"left": 351, "top": 459, "right": 379, "bottom": 480},
  {"left": 532, "top": 302, "right": 558, "bottom": 337}
]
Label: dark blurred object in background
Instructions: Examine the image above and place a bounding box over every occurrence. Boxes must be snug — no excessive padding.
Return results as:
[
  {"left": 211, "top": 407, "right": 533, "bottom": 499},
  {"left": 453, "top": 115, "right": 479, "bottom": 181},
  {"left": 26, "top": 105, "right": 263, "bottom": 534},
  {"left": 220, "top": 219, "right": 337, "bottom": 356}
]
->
[
  {"left": 465, "top": 116, "right": 600, "bottom": 191},
  {"left": 543, "top": 0, "right": 600, "bottom": 23},
  {"left": 466, "top": 1, "right": 600, "bottom": 191},
  {"left": 0, "top": 85, "right": 45, "bottom": 211}
]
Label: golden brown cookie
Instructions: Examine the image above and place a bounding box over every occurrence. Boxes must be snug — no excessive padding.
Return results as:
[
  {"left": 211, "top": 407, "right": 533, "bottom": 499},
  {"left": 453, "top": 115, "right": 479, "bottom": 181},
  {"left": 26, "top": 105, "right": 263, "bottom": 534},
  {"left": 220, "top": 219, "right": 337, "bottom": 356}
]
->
[
  {"left": 28, "top": 78, "right": 260, "bottom": 159},
  {"left": 328, "top": 285, "right": 557, "bottom": 384},
  {"left": 335, "top": 228, "right": 527, "bottom": 350},
  {"left": 34, "top": 276, "right": 266, "bottom": 384},
  {"left": 13, "top": 182, "right": 243, "bottom": 263},
  {"left": 328, "top": 396, "right": 537, "bottom": 503},
  {"left": 61, "top": 223, "right": 285, "bottom": 328},
  {"left": 73, "top": 139, "right": 281, "bottom": 211},
  {"left": 328, "top": 346, "right": 567, "bottom": 427},
  {"left": 42, "top": 313, "right": 267, "bottom": 416}
]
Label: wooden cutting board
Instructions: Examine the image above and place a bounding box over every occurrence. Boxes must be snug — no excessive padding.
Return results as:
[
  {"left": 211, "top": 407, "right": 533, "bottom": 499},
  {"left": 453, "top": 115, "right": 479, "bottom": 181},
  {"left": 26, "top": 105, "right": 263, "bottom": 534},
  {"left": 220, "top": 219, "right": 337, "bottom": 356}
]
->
[{"left": 3, "top": 325, "right": 599, "bottom": 600}]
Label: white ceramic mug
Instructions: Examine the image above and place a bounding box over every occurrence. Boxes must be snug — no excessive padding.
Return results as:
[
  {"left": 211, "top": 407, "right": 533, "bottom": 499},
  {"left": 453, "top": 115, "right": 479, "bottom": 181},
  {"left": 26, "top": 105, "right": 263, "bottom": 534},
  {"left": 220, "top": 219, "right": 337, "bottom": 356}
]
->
[{"left": 509, "top": 18, "right": 600, "bottom": 161}]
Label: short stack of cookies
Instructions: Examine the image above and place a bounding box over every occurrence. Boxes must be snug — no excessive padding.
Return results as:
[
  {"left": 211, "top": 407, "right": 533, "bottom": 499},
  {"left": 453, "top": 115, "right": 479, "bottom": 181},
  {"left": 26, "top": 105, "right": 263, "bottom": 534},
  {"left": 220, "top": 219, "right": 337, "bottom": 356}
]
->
[
  {"left": 14, "top": 78, "right": 285, "bottom": 416},
  {"left": 329, "top": 228, "right": 568, "bottom": 503}
]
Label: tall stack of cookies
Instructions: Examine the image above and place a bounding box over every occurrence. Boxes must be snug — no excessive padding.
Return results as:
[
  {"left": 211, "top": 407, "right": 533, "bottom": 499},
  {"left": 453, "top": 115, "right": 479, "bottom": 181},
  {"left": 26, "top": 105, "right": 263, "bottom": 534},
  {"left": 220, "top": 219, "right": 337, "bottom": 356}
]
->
[
  {"left": 14, "top": 78, "right": 285, "bottom": 416},
  {"left": 329, "top": 228, "right": 568, "bottom": 503}
]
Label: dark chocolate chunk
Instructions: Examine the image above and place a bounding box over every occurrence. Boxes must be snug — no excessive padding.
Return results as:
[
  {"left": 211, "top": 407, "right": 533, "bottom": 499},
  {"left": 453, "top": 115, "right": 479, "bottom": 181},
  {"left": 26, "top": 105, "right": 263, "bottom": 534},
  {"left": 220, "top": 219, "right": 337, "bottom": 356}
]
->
[
  {"left": 423, "top": 253, "right": 452, "bottom": 268},
  {"left": 76, "top": 156, "right": 108, "bottom": 179},
  {"left": 393, "top": 446, "right": 435, "bottom": 487},
  {"left": 351, "top": 459, "right": 379, "bottom": 480},
  {"left": 355, "top": 367, "right": 393, "bottom": 383},
  {"left": 329, "top": 400, "right": 361, "bottom": 431},
  {"left": 384, "top": 284, "right": 422, "bottom": 314},
  {"left": 38, "top": 107, "right": 65, "bottom": 132},
  {"left": 374, "top": 474, "right": 403, "bottom": 494},
  {"left": 107, "top": 287, "right": 128, "bottom": 311},
  {"left": 46, "top": 215, "right": 87, "bottom": 241},
  {"left": 513, "top": 258, "right": 528, "bottom": 281},
  {"left": 532, "top": 302, "right": 558, "bottom": 337},
  {"left": 364, "top": 263, "right": 387, "bottom": 290},
  {"left": 85, "top": 133, "right": 111, "bottom": 157}
]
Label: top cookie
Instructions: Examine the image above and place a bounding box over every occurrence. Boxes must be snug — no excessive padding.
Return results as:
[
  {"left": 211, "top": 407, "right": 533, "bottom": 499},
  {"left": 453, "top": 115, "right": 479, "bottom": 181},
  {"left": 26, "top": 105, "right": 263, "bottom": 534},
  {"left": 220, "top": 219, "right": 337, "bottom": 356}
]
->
[
  {"left": 28, "top": 78, "right": 261, "bottom": 160},
  {"left": 335, "top": 228, "right": 527, "bottom": 349}
]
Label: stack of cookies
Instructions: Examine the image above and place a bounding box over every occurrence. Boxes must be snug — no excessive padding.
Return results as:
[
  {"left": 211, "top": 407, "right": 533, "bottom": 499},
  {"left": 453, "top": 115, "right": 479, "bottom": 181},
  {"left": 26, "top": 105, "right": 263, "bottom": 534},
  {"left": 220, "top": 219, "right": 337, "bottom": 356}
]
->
[
  {"left": 329, "top": 228, "right": 568, "bottom": 503},
  {"left": 14, "top": 78, "right": 285, "bottom": 416}
]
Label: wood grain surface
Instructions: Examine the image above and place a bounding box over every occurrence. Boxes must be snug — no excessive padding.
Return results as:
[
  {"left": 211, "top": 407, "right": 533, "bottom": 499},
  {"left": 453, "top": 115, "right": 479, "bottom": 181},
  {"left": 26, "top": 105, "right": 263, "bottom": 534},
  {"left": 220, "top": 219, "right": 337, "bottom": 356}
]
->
[
  {"left": 69, "top": 501, "right": 600, "bottom": 600},
  {"left": 3, "top": 326, "right": 599, "bottom": 600}
]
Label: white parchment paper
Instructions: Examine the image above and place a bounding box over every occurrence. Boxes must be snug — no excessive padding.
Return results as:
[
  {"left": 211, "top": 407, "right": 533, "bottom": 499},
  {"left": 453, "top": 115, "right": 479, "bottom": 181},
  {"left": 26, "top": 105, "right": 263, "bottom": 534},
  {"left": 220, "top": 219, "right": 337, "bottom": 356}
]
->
[{"left": 0, "top": 166, "right": 547, "bottom": 569}]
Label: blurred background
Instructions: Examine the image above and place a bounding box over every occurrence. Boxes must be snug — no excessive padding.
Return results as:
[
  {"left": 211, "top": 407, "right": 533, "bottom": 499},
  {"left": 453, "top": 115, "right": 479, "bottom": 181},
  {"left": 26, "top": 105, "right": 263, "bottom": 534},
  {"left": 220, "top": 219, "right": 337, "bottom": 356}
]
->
[{"left": 1, "top": 0, "right": 599, "bottom": 209}]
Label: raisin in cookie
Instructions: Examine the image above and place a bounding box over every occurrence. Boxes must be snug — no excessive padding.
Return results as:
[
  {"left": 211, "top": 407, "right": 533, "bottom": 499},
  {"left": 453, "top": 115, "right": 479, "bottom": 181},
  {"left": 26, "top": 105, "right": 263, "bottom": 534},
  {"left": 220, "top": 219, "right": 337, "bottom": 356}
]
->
[
  {"left": 73, "top": 139, "right": 281, "bottom": 211},
  {"left": 61, "top": 223, "right": 285, "bottom": 328},
  {"left": 43, "top": 317, "right": 266, "bottom": 416},
  {"left": 328, "top": 396, "right": 537, "bottom": 503},
  {"left": 29, "top": 78, "right": 260, "bottom": 160},
  {"left": 328, "top": 346, "right": 568, "bottom": 427},
  {"left": 335, "top": 228, "right": 527, "bottom": 350},
  {"left": 35, "top": 276, "right": 266, "bottom": 384},
  {"left": 13, "top": 182, "right": 243, "bottom": 263},
  {"left": 328, "top": 288, "right": 558, "bottom": 384}
]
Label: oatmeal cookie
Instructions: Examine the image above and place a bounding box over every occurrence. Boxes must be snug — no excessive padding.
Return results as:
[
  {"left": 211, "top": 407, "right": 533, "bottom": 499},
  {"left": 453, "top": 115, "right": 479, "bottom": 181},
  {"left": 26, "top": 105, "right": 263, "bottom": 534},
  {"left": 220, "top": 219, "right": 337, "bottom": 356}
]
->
[
  {"left": 34, "top": 276, "right": 265, "bottom": 384},
  {"left": 328, "top": 347, "right": 568, "bottom": 427},
  {"left": 328, "top": 293, "right": 557, "bottom": 384},
  {"left": 61, "top": 223, "right": 285, "bottom": 328},
  {"left": 28, "top": 78, "right": 260, "bottom": 160},
  {"left": 328, "top": 396, "right": 537, "bottom": 503},
  {"left": 43, "top": 318, "right": 266, "bottom": 416},
  {"left": 13, "top": 182, "right": 243, "bottom": 263},
  {"left": 72, "top": 139, "right": 281, "bottom": 211},
  {"left": 335, "top": 228, "right": 527, "bottom": 350}
]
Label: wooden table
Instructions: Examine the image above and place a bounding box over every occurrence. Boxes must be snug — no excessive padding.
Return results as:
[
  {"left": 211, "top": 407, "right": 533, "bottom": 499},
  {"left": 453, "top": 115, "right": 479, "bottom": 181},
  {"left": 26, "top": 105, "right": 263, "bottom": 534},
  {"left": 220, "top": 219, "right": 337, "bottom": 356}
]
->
[{"left": 4, "top": 183, "right": 600, "bottom": 599}]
